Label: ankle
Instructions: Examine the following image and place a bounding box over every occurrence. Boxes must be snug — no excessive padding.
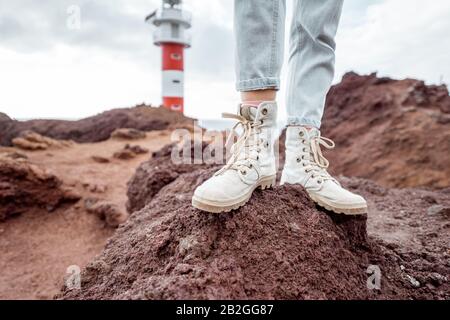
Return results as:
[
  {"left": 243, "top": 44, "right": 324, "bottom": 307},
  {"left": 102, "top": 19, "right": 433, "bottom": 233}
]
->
[
  {"left": 287, "top": 124, "right": 317, "bottom": 131},
  {"left": 241, "top": 100, "right": 265, "bottom": 108},
  {"left": 241, "top": 89, "right": 276, "bottom": 104}
]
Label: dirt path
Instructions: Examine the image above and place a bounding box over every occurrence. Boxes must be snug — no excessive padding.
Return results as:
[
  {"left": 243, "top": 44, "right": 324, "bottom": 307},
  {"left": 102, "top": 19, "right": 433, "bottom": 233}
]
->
[{"left": 0, "top": 130, "right": 172, "bottom": 299}]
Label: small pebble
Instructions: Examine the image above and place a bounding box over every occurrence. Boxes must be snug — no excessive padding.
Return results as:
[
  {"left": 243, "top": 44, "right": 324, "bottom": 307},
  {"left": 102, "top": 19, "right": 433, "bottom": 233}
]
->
[
  {"left": 406, "top": 274, "right": 421, "bottom": 288},
  {"left": 427, "top": 204, "right": 450, "bottom": 216}
]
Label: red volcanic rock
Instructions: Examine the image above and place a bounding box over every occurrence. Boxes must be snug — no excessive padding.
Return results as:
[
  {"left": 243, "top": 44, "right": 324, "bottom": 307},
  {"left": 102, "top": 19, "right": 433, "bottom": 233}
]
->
[
  {"left": 124, "top": 144, "right": 149, "bottom": 155},
  {"left": 0, "top": 112, "right": 11, "bottom": 122},
  {"left": 0, "top": 157, "right": 80, "bottom": 221},
  {"left": 113, "top": 144, "right": 149, "bottom": 160},
  {"left": 91, "top": 155, "right": 110, "bottom": 163},
  {"left": 84, "top": 198, "right": 128, "bottom": 228},
  {"left": 319, "top": 72, "right": 450, "bottom": 188},
  {"left": 12, "top": 131, "right": 74, "bottom": 150},
  {"left": 60, "top": 144, "right": 449, "bottom": 300},
  {"left": 126, "top": 141, "right": 219, "bottom": 213},
  {"left": 113, "top": 149, "right": 136, "bottom": 160},
  {"left": 110, "top": 128, "right": 146, "bottom": 140},
  {"left": 0, "top": 105, "right": 194, "bottom": 146}
]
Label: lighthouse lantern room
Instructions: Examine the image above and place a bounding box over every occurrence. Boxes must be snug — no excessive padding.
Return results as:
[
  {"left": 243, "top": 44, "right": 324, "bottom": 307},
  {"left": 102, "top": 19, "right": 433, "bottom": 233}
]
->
[{"left": 146, "top": 0, "right": 192, "bottom": 113}]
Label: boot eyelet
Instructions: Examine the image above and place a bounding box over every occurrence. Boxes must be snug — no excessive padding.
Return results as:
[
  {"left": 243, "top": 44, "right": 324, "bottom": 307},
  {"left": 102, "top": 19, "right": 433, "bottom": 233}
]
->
[
  {"left": 241, "top": 170, "right": 247, "bottom": 175},
  {"left": 301, "top": 139, "right": 306, "bottom": 144},
  {"left": 260, "top": 120, "right": 264, "bottom": 125},
  {"left": 317, "top": 180, "right": 322, "bottom": 184},
  {"left": 265, "top": 142, "right": 269, "bottom": 148},
  {"left": 299, "top": 131, "right": 304, "bottom": 137},
  {"left": 302, "top": 162, "right": 306, "bottom": 167},
  {"left": 249, "top": 164, "right": 253, "bottom": 168},
  {"left": 256, "top": 156, "right": 259, "bottom": 160},
  {"left": 301, "top": 155, "right": 306, "bottom": 160},
  {"left": 302, "top": 147, "right": 307, "bottom": 152},
  {"left": 262, "top": 108, "right": 268, "bottom": 115},
  {"left": 296, "top": 158, "right": 301, "bottom": 163}
]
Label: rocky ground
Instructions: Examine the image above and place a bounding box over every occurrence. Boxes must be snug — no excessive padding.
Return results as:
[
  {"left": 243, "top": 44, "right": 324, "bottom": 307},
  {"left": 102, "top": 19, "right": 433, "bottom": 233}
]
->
[
  {"left": 0, "top": 154, "right": 80, "bottom": 221},
  {"left": 0, "top": 128, "right": 172, "bottom": 299},
  {"left": 1, "top": 73, "right": 449, "bottom": 300},
  {"left": 60, "top": 143, "right": 449, "bottom": 300}
]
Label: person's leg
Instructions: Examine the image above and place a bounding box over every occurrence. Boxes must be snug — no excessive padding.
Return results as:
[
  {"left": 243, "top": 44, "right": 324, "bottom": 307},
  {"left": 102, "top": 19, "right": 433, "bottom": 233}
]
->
[
  {"left": 192, "top": 0, "right": 286, "bottom": 213},
  {"left": 241, "top": 90, "right": 276, "bottom": 105},
  {"left": 286, "top": 0, "right": 343, "bottom": 128},
  {"left": 281, "top": 0, "right": 368, "bottom": 215},
  {"left": 235, "top": 0, "right": 286, "bottom": 104}
]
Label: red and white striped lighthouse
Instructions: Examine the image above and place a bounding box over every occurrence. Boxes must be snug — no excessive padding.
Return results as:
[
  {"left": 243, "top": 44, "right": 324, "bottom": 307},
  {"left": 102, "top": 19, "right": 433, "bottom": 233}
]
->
[{"left": 146, "top": 0, "right": 191, "bottom": 113}]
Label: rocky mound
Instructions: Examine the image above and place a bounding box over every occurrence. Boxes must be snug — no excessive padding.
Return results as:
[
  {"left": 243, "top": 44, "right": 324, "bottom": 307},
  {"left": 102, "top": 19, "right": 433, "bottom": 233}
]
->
[
  {"left": 321, "top": 72, "right": 450, "bottom": 189},
  {"left": 84, "top": 198, "right": 128, "bottom": 228},
  {"left": 0, "top": 112, "right": 10, "bottom": 122},
  {"left": 12, "top": 131, "right": 73, "bottom": 150},
  {"left": 126, "top": 141, "right": 218, "bottom": 213},
  {"left": 113, "top": 144, "right": 149, "bottom": 160},
  {"left": 60, "top": 145, "right": 449, "bottom": 300},
  {"left": 110, "top": 128, "right": 146, "bottom": 140},
  {"left": 0, "top": 105, "right": 194, "bottom": 146},
  {"left": 0, "top": 156, "right": 80, "bottom": 221}
]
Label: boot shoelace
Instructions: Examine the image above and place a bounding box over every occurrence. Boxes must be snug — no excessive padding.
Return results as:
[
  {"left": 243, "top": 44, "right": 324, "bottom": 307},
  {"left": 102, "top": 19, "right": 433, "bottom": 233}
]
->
[
  {"left": 215, "top": 112, "right": 263, "bottom": 177},
  {"left": 299, "top": 133, "right": 339, "bottom": 185}
]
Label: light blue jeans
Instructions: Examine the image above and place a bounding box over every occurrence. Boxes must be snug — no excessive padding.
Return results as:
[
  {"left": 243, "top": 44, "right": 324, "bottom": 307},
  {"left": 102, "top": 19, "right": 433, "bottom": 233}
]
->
[{"left": 234, "top": 0, "right": 343, "bottom": 128}]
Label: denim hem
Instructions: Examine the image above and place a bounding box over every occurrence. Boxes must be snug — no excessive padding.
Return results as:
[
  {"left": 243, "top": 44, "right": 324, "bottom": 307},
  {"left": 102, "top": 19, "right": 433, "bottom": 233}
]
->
[
  {"left": 287, "top": 117, "right": 321, "bottom": 129},
  {"left": 236, "top": 77, "right": 280, "bottom": 92}
]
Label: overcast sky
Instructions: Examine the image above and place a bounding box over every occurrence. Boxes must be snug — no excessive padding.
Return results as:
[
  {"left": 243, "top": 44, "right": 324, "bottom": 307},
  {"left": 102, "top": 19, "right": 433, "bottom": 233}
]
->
[{"left": 0, "top": 0, "right": 449, "bottom": 120}]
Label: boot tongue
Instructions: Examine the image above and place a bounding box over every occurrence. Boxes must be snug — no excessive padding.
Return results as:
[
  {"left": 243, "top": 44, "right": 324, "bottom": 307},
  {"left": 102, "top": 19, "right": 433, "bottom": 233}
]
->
[
  {"left": 239, "top": 105, "right": 257, "bottom": 121},
  {"left": 233, "top": 105, "right": 258, "bottom": 161},
  {"left": 307, "top": 127, "right": 320, "bottom": 138}
]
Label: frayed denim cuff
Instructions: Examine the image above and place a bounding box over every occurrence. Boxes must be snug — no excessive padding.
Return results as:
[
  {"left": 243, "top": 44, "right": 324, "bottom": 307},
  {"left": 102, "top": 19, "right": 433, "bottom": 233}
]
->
[
  {"left": 236, "top": 77, "right": 280, "bottom": 92},
  {"left": 287, "top": 116, "right": 321, "bottom": 129}
]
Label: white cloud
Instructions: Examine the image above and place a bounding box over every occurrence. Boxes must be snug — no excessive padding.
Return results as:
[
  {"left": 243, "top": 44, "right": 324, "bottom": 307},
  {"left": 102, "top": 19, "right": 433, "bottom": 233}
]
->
[
  {"left": 0, "top": 46, "right": 159, "bottom": 119},
  {"left": 0, "top": 0, "right": 449, "bottom": 121},
  {"left": 335, "top": 0, "right": 450, "bottom": 85}
]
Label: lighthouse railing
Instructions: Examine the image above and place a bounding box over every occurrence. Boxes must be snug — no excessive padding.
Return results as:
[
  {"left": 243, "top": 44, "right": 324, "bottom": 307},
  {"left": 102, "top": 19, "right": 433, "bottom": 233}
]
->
[
  {"left": 153, "top": 29, "right": 192, "bottom": 47},
  {"left": 150, "top": 8, "right": 192, "bottom": 27}
]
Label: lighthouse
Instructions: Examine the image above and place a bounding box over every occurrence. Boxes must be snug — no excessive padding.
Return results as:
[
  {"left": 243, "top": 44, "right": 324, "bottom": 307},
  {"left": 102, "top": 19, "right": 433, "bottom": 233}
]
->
[{"left": 146, "top": 0, "right": 191, "bottom": 113}]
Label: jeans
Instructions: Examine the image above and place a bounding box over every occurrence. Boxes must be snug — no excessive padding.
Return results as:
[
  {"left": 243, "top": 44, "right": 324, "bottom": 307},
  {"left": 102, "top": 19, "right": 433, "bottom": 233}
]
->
[{"left": 234, "top": 0, "right": 343, "bottom": 128}]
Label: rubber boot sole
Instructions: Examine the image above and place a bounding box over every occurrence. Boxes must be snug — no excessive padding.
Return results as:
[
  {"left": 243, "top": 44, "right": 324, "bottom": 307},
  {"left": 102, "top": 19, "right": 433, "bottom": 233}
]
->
[
  {"left": 308, "top": 192, "right": 368, "bottom": 215},
  {"left": 192, "top": 175, "right": 276, "bottom": 213}
]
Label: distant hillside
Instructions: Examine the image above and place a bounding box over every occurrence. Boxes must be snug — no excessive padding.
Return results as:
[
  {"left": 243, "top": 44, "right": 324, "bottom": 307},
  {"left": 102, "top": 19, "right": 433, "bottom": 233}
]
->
[{"left": 0, "top": 104, "right": 194, "bottom": 146}]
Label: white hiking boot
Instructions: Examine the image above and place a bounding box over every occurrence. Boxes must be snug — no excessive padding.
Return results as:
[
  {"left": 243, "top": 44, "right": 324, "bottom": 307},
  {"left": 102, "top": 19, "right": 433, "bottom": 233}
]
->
[
  {"left": 280, "top": 126, "right": 367, "bottom": 215},
  {"left": 192, "top": 102, "right": 278, "bottom": 213}
]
